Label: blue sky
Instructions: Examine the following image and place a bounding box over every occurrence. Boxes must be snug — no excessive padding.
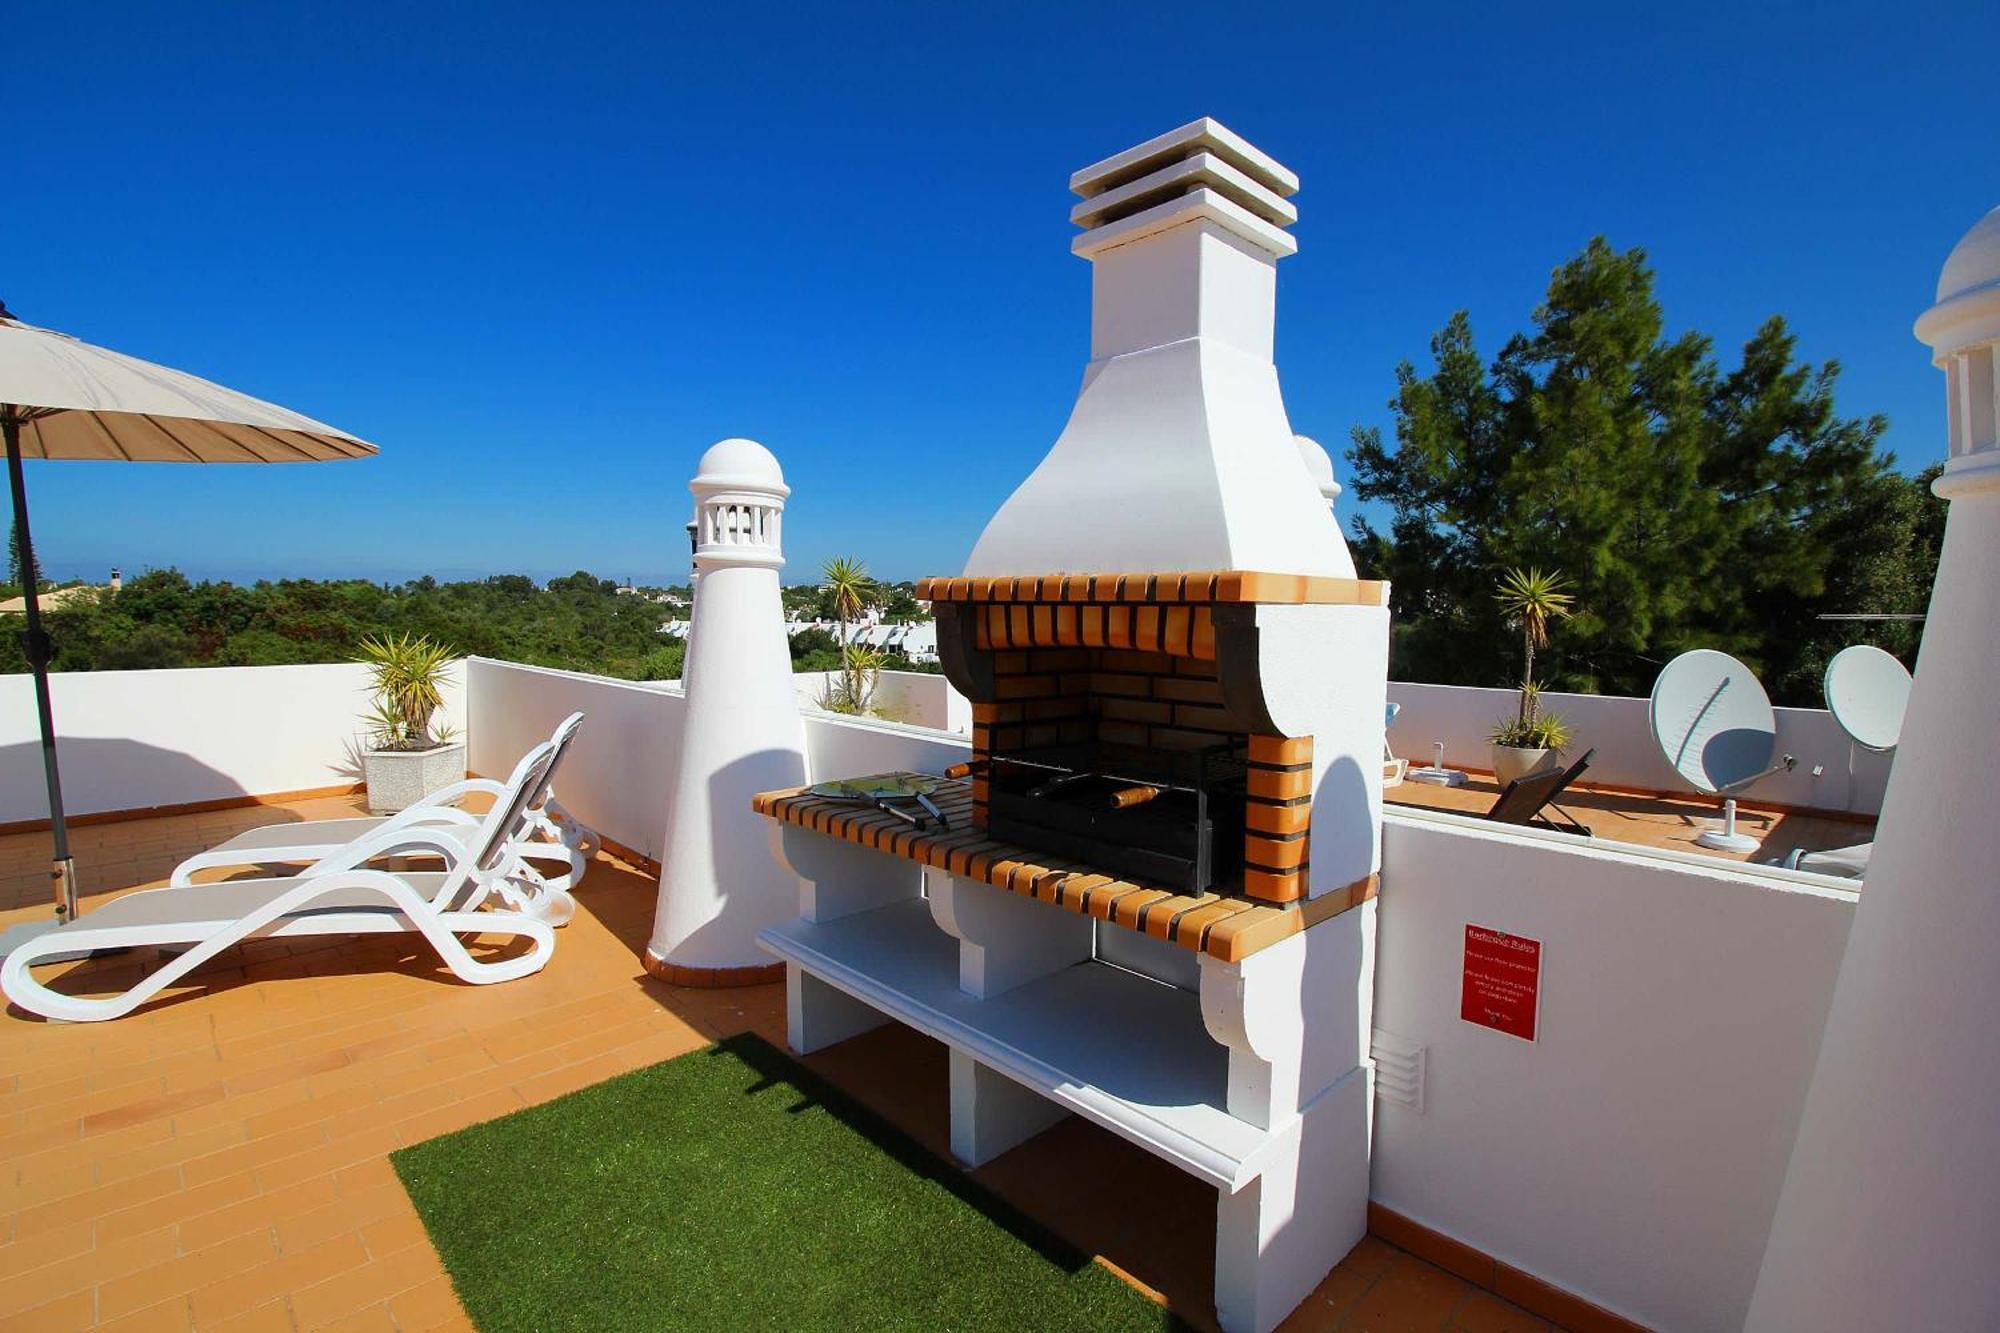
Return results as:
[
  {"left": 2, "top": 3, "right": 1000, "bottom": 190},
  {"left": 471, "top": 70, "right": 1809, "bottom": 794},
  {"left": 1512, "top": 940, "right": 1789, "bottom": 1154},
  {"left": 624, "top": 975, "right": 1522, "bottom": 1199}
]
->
[{"left": 8, "top": 2, "right": 1993, "bottom": 587}]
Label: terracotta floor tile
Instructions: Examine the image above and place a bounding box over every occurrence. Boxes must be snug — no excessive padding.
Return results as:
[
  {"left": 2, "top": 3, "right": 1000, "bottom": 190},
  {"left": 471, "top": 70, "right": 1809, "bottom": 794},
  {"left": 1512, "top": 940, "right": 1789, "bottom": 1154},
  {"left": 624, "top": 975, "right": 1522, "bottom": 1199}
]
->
[
  {"left": 0, "top": 1216, "right": 96, "bottom": 1280},
  {"left": 1338, "top": 1255, "right": 1474, "bottom": 1331},
  {"left": 7, "top": 1288, "right": 96, "bottom": 1332},
  {"left": 291, "top": 1240, "right": 442, "bottom": 1328},
  {"left": 199, "top": 1298, "right": 295, "bottom": 1333},
  {"left": 385, "top": 1275, "right": 465, "bottom": 1330},
  {"left": 356, "top": 1209, "right": 429, "bottom": 1260},
  {"left": 1452, "top": 1291, "right": 1552, "bottom": 1332},
  {"left": 276, "top": 1182, "right": 412, "bottom": 1257},
  {"left": 93, "top": 1296, "right": 195, "bottom": 1333},
  {"left": 175, "top": 1173, "right": 341, "bottom": 1253},
  {"left": 185, "top": 1233, "right": 369, "bottom": 1325},
  {"left": 96, "top": 1171, "right": 262, "bottom": 1245},
  {"left": 97, "top": 1232, "right": 279, "bottom": 1321},
  {"left": 311, "top": 1303, "right": 398, "bottom": 1333},
  {"left": 14, "top": 1163, "right": 182, "bottom": 1236}
]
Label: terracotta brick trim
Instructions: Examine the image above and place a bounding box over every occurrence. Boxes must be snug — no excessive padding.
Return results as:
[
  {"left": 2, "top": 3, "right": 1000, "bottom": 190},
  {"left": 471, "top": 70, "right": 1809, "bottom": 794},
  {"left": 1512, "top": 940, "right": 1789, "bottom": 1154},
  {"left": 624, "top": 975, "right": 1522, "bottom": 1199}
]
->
[
  {"left": 0, "top": 782, "right": 369, "bottom": 837},
  {"left": 641, "top": 950, "right": 786, "bottom": 988},
  {"left": 916, "top": 571, "right": 1389, "bottom": 607},
  {"left": 1366, "top": 1204, "right": 1653, "bottom": 1333},
  {"left": 594, "top": 834, "right": 662, "bottom": 877},
  {"left": 752, "top": 774, "right": 1378, "bottom": 963}
]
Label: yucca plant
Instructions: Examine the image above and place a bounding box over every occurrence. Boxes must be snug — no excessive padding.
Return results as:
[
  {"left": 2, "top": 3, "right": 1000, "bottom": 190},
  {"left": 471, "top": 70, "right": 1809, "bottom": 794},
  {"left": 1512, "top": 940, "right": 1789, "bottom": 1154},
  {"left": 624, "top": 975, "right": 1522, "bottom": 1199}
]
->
[
  {"left": 355, "top": 632, "right": 456, "bottom": 751},
  {"left": 821, "top": 556, "right": 878, "bottom": 709},
  {"left": 1489, "top": 568, "right": 1576, "bottom": 753},
  {"left": 823, "top": 645, "right": 889, "bottom": 715}
]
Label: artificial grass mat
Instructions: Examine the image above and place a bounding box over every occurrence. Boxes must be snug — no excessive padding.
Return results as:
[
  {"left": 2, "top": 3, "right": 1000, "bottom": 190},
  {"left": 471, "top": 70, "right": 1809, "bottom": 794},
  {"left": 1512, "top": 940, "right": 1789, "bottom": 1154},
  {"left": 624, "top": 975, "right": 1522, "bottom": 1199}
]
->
[{"left": 391, "top": 1033, "right": 1181, "bottom": 1331}]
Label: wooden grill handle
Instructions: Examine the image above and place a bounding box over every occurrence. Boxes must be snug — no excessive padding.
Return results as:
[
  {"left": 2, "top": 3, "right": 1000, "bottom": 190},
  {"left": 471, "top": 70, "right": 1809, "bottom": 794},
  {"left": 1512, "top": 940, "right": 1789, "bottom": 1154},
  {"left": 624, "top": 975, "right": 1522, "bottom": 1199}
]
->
[{"left": 1107, "top": 784, "right": 1162, "bottom": 810}]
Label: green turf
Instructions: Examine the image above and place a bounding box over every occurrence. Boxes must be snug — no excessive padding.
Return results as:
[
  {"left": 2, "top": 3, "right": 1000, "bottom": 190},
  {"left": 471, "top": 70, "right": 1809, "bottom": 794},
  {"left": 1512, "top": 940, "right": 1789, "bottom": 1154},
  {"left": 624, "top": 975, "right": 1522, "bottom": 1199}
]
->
[{"left": 392, "top": 1033, "right": 1182, "bottom": 1332}]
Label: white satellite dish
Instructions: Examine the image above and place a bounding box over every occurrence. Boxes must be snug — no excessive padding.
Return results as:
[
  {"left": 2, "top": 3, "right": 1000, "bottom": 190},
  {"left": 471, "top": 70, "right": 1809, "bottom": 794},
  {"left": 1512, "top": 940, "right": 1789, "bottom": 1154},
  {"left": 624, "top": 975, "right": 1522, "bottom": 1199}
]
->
[
  {"left": 1648, "top": 649, "right": 1796, "bottom": 851},
  {"left": 1824, "top": 645, "right": 1912, "bottom": 753}
]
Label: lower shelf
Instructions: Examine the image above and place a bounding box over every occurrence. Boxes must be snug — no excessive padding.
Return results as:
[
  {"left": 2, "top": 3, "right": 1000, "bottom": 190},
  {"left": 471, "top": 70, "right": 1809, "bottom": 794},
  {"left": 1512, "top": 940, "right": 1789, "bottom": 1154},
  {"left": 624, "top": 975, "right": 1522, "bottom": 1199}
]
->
[{"left": 758, "top": 897, "right": 1284, "bottom": 1190}]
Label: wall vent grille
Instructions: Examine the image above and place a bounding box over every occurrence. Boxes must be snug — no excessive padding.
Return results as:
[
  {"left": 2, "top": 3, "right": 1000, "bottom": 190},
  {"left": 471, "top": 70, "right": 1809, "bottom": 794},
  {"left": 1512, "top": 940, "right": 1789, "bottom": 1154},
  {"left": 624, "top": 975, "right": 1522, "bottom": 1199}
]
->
[{"left": 1371, "top": 1028, "right": 1425, "bottom": 1113}]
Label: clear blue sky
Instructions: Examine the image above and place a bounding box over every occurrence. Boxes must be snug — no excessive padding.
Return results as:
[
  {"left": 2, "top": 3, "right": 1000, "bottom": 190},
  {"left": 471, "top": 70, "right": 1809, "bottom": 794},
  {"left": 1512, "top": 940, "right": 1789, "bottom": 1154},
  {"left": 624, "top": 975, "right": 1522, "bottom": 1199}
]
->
[{"left": 8, "top": 1, "right": 1993, "bottom": 587}]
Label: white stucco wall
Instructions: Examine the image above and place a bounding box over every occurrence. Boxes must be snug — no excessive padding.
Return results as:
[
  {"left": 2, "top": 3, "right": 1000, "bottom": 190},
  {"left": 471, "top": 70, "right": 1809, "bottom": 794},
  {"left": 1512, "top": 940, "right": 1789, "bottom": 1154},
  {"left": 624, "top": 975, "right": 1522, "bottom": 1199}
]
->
[
  {"left": 790, "top": 668, "right": 971, "bottom": 734},
  {"left": 1386, "top": 681, "right": 1893, "bottom": 815},
  {"left": 1369, "top": 807, "right": 1858, "bottom": 1331},
  {"left": 465, "top": 658, "right": 968, "bottom": 863},
  {"left": 0, "top": 661, "right": 466, "bottom": 824}
]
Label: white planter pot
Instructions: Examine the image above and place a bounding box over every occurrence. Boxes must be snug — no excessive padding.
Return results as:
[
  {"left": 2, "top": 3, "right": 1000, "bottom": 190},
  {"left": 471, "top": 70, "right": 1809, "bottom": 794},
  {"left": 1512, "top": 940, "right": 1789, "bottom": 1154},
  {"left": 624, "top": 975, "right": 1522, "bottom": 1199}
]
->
[
  {"left": 362, "top": 741, "right": 467, "bottom": 814},
  {"left": 1490, "top": 744, "right": 1560, "bottom": 790}
]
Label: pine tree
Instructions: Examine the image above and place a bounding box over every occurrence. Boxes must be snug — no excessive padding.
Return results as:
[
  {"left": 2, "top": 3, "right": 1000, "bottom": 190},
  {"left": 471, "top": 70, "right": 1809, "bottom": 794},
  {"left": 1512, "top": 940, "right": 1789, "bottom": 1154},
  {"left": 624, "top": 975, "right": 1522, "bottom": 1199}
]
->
[
  {"left": 7, "top": 518, "right": 39, "bottom": 592},
  {"left": 1347, "top": 238, "right": 1941, "bottom": 703}
]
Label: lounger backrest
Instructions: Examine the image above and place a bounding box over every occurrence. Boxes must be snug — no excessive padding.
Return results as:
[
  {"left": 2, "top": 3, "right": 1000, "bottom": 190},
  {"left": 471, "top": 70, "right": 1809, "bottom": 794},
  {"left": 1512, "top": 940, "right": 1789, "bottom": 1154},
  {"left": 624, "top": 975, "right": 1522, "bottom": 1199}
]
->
[
  {"left": 526, "top": 712, "right": 586, "bottom": 811},
  {"left": 470, "top": 741, "right": 559, "bottom": 878}
]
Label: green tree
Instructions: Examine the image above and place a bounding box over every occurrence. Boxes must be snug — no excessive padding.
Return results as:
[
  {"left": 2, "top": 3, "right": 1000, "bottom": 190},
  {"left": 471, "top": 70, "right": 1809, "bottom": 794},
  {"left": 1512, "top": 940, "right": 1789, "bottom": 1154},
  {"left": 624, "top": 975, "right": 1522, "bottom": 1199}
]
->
[
  {"left": 1347, "top": 238, "right": 1940, "bottom": 704},
  {"left": 8, "top": 518, "right": 41, "bottom": 590}
]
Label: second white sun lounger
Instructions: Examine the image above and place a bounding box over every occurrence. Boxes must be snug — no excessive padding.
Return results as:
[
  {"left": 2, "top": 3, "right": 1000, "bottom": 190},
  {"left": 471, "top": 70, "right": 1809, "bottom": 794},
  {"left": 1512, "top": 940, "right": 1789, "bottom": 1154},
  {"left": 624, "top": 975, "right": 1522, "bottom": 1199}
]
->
[
  {"left": 171, "top": 713, "right": 596, "bottom": 904},
  {"left": 2, "top": 742, "right": 566, "bottom": 1023}
]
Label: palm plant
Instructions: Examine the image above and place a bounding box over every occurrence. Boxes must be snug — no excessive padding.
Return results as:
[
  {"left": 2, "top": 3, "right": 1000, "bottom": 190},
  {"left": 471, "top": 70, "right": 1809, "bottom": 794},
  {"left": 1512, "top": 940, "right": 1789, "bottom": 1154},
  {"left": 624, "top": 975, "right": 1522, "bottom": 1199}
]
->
[
  {"left": 355, "top": 632, "right": 457, "bottom": 751},
  {"left": 1490, "top": 567, "right": 1575, "bottom": 749},
  {"left": 821, "top": 556, "right": 878, "bottom": 710}
]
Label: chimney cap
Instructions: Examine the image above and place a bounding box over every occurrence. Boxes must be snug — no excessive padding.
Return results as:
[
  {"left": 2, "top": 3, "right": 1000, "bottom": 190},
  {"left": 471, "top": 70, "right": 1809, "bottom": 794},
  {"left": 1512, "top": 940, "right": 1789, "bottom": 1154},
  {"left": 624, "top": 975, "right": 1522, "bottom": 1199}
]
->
[
  {"left": 1916, "top": 204, "right": 2000, "bottom": 358},
  {"left": 693, "top": 437, "right": 788, "bottom": 495},
  {"left": 1070, "top": 117, "right": 1298, "bottom": 201}
]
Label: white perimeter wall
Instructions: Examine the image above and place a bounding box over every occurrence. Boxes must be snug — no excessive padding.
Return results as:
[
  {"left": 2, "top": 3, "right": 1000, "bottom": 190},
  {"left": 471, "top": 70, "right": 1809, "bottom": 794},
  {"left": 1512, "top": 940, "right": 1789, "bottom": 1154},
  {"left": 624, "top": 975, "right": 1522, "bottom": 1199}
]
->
[
  {"left": 1387, "top": 681, "right": 1893, "bottom": 815},
  {"left": 1369, "top": 808, "right": 1856, "bottom": 1330},
  {"left": 0, "top": 661, "right": 466, "bottom": 824},
  {"left": 789, "top": 668, "right": 971, "bottom": 734},
  {"left": 465, "top": 658, "right": 966, "bottom": 863}
]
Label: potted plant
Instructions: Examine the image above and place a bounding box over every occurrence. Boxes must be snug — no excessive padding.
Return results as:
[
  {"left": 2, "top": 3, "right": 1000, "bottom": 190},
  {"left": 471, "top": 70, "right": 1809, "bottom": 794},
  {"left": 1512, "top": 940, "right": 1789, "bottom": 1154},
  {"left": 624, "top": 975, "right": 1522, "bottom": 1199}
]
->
[
  {"left": 1488, "top": 567, "right": 1576, "bottom": 787},
  {"left": 355, "top": 632, "right": 464, "bottom": 813}
]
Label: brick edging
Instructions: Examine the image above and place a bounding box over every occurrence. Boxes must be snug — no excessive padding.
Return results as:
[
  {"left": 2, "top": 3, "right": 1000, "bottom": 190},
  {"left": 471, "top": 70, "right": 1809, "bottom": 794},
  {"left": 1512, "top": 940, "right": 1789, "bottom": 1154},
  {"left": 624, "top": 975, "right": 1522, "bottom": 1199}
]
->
[
  {"left": 641, "top": 951, "right": 786, "bottom": 989},
  {"left": 1367, "top": 1204, "right": 1652, "bottom": 1332}
]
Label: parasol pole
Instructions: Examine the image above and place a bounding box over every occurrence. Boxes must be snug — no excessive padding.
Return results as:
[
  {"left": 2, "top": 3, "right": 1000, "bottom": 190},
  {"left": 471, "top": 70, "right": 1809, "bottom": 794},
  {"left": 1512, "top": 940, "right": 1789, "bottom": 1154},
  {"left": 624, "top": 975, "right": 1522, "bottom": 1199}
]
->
[{"left": 3, "top": 406, "right": 77, "bottom": 923}]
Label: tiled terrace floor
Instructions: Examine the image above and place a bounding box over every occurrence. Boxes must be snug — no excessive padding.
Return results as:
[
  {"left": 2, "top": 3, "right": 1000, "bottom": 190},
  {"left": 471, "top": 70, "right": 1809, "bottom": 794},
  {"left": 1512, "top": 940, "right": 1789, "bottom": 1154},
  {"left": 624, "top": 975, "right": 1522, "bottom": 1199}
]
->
[
  {"left": 3, "top": 798, "right": 1569, "bottom": 1332},
  {"left": 1387, "top": 773, "right": 1871, "bottom": 870}
]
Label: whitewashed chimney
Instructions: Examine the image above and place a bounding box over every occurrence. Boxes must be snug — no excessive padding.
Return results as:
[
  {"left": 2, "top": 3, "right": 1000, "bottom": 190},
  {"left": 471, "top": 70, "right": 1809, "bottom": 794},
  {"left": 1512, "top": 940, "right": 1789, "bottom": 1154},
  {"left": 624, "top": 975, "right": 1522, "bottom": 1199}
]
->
[
  {"left": 1747, "top": 205, "right": 2000, "bottom": 1330},
  {"left": 645, "top": 438, "right": 808, "bottom": 984}
]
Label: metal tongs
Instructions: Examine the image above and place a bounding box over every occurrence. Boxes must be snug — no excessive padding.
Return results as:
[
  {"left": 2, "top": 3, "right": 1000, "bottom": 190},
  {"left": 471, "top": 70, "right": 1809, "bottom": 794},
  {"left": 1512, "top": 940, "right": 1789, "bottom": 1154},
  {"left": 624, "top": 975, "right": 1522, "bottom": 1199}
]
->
[{"left": 807, "top": 774, "right": 949, "bottom": 831}]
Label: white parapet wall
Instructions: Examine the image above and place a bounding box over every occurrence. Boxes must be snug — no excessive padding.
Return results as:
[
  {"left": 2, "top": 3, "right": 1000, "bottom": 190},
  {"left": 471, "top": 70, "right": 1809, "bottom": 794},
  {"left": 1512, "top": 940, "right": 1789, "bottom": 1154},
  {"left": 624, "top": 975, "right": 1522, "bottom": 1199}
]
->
[
  {"left": 465, "top": 658, "right": 968, "bottom": 864},
  {"left": 1368, "top": 806, "right": 1858, "bottom": 1331},
  {"left": 790, "top": 668, "right": 971, "bottom": 734},
  {"left": 0, "top": 660, "right": 466, "bottom": 825},
  {"left": 1386, "top": 681, "right": 1893, "bottom": 815}
]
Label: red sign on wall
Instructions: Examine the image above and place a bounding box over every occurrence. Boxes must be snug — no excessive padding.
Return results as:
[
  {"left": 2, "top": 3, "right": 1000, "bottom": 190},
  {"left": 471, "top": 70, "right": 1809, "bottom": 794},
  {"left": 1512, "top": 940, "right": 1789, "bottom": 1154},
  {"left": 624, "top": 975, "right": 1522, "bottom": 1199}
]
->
[{"left": 1461, "top": 924, "right": 1542, "bottom": 1042}]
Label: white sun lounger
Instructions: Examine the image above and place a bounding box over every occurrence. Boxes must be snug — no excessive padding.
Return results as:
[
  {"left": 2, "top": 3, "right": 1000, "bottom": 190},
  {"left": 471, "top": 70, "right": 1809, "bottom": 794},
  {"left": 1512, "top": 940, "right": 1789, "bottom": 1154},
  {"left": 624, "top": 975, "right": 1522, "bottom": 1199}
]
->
[
  {"left": 2, "top": 742, "right": 566, "bottom": 1023},
  {"left": 1383, "top": 701, "right": 1407, "bottom": 787},
  {"left": 170, "top": 714, "right": 596, "bottom": 906}
]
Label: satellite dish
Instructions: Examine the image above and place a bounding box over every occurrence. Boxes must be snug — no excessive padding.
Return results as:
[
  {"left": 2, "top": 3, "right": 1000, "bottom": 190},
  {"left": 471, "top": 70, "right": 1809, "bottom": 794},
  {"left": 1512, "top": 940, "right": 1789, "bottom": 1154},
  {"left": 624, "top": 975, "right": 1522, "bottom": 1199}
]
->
[
  {"left": 1649, "top": 649, "right": 1795, "bottom": 851},
  {"left": 1824, "top": 645, "right": 1912, "bottom": 753}
]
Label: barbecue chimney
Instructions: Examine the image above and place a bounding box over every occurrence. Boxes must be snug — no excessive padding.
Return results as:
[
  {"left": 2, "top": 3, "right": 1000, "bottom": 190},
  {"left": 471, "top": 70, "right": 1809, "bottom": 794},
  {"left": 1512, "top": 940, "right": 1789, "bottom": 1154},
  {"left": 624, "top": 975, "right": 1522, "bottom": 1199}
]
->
[{"left": 966, "top": 118, "right": 1352, "bottom": 579}]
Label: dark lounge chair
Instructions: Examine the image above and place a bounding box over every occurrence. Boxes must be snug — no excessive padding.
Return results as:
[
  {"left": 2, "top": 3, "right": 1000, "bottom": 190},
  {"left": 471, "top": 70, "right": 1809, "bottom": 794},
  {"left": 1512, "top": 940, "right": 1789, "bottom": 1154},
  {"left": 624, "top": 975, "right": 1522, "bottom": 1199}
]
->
[{"left": 1485, "top": 748, "right": 1595, "bottom": 836}]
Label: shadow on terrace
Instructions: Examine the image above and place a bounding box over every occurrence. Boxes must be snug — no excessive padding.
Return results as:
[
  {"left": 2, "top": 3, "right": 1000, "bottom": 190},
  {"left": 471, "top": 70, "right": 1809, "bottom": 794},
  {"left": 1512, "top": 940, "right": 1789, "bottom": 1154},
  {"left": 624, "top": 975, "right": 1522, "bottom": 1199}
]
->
[{"left": 0, "top": 786, "right": 1526, "bottom": 1332}]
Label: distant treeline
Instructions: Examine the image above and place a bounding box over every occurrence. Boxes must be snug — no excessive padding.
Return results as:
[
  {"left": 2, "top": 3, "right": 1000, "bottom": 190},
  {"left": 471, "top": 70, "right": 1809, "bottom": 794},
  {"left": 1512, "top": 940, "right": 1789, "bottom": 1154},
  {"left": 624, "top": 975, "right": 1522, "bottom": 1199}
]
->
[{"left": 0, "top": 570, "right": 935, "bottom": 681}]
